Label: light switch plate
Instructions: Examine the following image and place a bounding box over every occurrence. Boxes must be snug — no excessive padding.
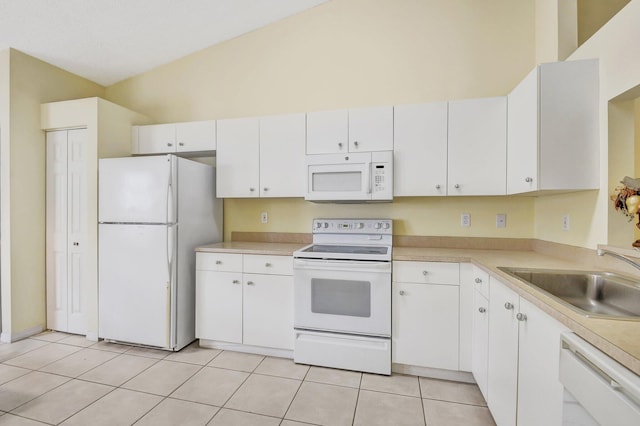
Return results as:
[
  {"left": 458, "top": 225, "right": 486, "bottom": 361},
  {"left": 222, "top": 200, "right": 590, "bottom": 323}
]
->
[
  {"left": 461, "top": 213, "right": 470, "bottom": 227},
  {"left": 562, "top": 214, "right": 570, "bottom": 231},
  {"left": 496, "top": 214, "right": 506, "bottom": 228},
  {"left": 261, "top": 211, "right": 268, "bottom": 224}
]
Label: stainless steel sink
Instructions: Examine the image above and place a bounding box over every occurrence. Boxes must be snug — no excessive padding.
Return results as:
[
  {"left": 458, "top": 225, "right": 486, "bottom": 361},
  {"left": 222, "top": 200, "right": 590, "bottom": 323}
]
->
[{"left": 497, "top": 267, "right": 640, "bottom": 320}]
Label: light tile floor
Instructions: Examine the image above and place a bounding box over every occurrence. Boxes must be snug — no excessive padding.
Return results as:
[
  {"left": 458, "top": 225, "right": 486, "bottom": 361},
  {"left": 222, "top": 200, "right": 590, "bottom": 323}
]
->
[{"left": 0, "top": 331, "right": 496, "bottom": 425}]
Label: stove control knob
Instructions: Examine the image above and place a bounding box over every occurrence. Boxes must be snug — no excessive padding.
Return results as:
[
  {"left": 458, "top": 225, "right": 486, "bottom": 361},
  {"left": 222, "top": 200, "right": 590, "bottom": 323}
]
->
[
  {"left": 374, "top": 222, "right": 381, "bottom": 229},
  {"left": 315, "top": 222, "right": 322, "bottom": 229},
  {"left": 323, "top": 222, "right": 329, "bottom": 229},
  {"left": 383, "top": 222, "right": 390, "bottom": 230}
]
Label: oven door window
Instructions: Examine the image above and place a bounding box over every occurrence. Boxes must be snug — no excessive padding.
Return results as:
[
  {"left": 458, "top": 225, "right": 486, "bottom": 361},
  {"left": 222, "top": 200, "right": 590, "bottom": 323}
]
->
[{"left": 311, "top": 278, "right": 371, "bottom": 317}]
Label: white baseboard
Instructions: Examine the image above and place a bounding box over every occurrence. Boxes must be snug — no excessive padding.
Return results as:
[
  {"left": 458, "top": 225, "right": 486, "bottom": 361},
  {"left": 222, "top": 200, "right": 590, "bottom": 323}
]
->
[
  {"left": 392, "top": 363, "right": 475, "bottom": 383},
  {"left": 198, "top": 339, "right": 294, "bottom": 359},
  {"left": 0, "top": 324, "right": 44, "bottom": 343}
]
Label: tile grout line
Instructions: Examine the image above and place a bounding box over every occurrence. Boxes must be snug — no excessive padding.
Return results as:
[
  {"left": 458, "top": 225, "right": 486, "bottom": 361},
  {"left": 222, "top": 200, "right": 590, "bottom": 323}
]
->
[
  {"left": 350, "top": 372, "right": 364, "bottom": 426},
  {"left": 419, "top": 376, "right": 428, "bottom": 426},
  {"left": 279, "top": 362, "right": 310, "bottom": 423}
]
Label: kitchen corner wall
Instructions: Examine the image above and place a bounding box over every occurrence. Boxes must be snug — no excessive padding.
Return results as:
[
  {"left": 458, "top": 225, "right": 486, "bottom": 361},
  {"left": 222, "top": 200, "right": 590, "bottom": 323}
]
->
[
  {"left": 1, "top": 49, "right": 104, "bottom": 340},
  {"left": 105, "top": 0, "right": 537, "bottom": 242},
  {"left": 539, "top": 0, "right": 640, "bottom": 249}
]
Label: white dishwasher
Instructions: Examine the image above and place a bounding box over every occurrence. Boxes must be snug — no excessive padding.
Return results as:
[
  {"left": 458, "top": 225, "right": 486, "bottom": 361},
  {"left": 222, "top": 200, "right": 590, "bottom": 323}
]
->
[{"left": 560, "top": 332, "right": 640, "bottom": 426}]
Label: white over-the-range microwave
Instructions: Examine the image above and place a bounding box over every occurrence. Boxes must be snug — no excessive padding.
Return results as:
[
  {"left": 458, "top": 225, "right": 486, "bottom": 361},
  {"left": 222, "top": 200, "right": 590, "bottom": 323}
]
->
[{"left": 304, "top": 151, "right": 393, "bottom": 202}]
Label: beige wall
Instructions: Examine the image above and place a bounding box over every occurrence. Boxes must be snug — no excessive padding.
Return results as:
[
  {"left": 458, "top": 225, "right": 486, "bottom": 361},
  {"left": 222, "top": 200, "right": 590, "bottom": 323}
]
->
[
  {"left": 1, "top": 49, "right": 104, "bottom": 341},
  {"left": 106, "top": 0, "right": 537, "bottom": 242},
  {"left": 0, "top": 49, "right": 10, "bottom": 333},
  {"left": 578, "top": 0, "right": 631, "bottom": 45}
]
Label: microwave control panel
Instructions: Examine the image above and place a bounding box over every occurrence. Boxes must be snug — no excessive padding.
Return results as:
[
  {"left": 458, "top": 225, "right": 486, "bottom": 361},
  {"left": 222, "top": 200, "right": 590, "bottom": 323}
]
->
[{"left": 373, "top": 164, "right": 387, "bottom": 193}]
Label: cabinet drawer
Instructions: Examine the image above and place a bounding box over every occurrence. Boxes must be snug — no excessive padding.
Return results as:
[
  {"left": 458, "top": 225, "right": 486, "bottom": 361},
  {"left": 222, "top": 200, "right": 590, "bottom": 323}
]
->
[
  {"left": 393, "top": 261, "right": 459, "bottom": 285},
  {"left": 243, "top": 255, "right": 293, "bottom": 275},
  {"left": 196, "top": 252, "right": 242, "bottom": 272},
  {"left": 472, "top": 266, "right": 490, "bottom": 298}
]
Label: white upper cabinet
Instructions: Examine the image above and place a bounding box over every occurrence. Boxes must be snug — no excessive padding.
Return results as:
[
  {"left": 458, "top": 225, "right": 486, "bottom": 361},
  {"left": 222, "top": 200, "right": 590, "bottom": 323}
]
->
[
  {"left": 306, "top": 109, "right": 348, "bottom": 154},
  {"left": 134, "top": 120, "right": 216, "bottom": 154},
  {"left": 217, "top": 114, "right": 305, "bottom": 198},
  {"left": 216, "top": 117, "right": 260, "bottom": 198},
  {"left": 306, "top": 106, "right": 393, "bottom": 154},
  {"left": 175, "top": 120, "right": 216, "bottom": 152},
  {"left": 348, "top": 105, "right": 394, "bottom": 152},
  {"left": 136, "top": 123, "right": 175, "bottom": 154},
  {"left": 507, "top": 59, "right": 599, "bottom": 194},
  {"left": 448, "top": 97, "right": 507, "bottom": 196},
  {"left": 393, "top": 102, "right": 448, "bottom": 196},
  {"left": 259, "top": 113, "right": 306, "bottom": 197}
]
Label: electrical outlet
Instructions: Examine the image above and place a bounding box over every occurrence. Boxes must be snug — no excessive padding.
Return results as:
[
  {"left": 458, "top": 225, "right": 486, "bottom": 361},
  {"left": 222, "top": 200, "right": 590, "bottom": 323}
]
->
[
  {"left": 261, "top": 211, "right": 268, "bottom": 224},
  {"left": 562, "top": 214, "right": 570, "bottom": 231},
  {"left": 461, "top": 213, "right": 471, "bottom": 227},
  {"left": 496, "top": 213, "right": 506, "bottom": 228}
]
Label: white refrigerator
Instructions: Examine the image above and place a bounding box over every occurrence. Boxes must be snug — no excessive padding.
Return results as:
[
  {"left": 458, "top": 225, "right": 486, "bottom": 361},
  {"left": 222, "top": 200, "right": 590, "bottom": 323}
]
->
[{"left": 98, "top": 155, "right": 222, "bottom": 351}]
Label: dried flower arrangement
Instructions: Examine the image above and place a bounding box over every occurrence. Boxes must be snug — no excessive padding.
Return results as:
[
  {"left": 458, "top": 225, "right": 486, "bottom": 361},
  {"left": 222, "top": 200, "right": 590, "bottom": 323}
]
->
[{"left": 611, "top": 176, "right": 640, "bottom": 247}]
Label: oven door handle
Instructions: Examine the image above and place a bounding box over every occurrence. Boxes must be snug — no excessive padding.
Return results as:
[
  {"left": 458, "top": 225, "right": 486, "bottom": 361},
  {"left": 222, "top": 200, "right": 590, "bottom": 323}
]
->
[{"left": 294, "top": 258, "right": 391, "bottom": 273}]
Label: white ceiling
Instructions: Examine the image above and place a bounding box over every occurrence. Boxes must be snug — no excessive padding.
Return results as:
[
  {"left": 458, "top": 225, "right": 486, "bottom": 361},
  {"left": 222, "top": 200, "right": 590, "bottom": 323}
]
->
[{"left": 0, "top": 0, "right": 328, "bottom": 86}]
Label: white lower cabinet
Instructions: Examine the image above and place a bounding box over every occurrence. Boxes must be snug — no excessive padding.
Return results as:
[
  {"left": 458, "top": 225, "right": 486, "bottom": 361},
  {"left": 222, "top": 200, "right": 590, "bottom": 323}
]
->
[
  {"left": 471, "top": 287, "right": 489, "bottom": 400},
  {"left": 196, "top": 270, "right": 243, "bottom": 343},
  {"left": 392, "top": 261, "right": 460, "bottom": 371},
  {"left": 195, "top": 252, "right": 293, "bottom": 350},
  {"left": 243, "top": 273, "right": 294, "bottom": 349},
  {"left": 486, "top": 277, "right": 567, "bottom": 426}
]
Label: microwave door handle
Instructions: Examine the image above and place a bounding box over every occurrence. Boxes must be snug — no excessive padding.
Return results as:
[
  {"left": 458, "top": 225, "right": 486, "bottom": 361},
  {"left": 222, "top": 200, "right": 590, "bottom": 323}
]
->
[{"left": 367, "top": 163, "right": 372, "bottom": 194}]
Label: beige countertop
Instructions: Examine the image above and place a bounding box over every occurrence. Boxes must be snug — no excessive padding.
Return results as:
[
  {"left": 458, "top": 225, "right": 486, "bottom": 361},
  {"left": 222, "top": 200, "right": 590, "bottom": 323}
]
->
[
  {"left": 195, "top": 242, "right": 640, "bottom": 376},
  {"left": 195, "top": 241, "right": 306, "bottom": 256}
]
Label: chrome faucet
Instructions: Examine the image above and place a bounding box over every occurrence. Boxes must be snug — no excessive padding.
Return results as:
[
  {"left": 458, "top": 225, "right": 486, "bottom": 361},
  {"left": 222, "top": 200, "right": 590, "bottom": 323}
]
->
[{"left": 597, "top": 248, "right": 640, "bottom": 272}]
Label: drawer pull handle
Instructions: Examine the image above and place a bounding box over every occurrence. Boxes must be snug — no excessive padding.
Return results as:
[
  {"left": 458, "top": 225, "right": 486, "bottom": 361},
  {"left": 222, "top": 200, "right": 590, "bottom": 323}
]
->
[
  {"left": 215, "top": 260, "right": 222, "bottom": 265},
  {"left": 265, "top": 263, "right": 272, "bottom": 267},
  {"left": 422, "top": 270, "right": 428, "bottom": 276},
  {"left": 399, "top": 290, "right": 406, "bottom": 296},
  {"left": 475, "top": 278, "right": 482, "bottom": 284},
  {"left": 478, "top": 307, "right": 486, "bottom": 313},
  {"left": 504, "top": 302, "right": 514, "bottom": 310},
  {"left": 516, "top": 313, "right": 527, "bottom": 321},
  {"left": 232, "top": 280, "right": 240, "bottom": 284},
  {"left": 247, "top": 281, "right": 254, "bottom": 286}
]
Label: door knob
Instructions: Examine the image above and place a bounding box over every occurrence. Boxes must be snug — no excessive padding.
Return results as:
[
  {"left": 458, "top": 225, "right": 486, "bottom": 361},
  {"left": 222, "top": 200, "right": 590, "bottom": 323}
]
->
[
  {"left": 475, "top": 278, "right": 482, "bottom": 284},
  {"left": 504, "top": 302, "right": 514, "bottom": 310},
  {"left": 478, "top": 307, "right": 486, "bottom": 313},
  {"left": 516, "top": 313, "right": 527, "bottom": 321}
]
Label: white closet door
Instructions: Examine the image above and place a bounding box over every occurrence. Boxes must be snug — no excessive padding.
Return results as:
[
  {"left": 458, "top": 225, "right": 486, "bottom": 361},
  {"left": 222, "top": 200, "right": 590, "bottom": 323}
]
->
[
  {"left": 66, "top": 128, "right": 88, "bottom": 334},
  {"left": 46, "top": 131, "right": 69, "bottom": 332},
  {"left": 46, "top": 128, "right": 88, "bottom": 334}
]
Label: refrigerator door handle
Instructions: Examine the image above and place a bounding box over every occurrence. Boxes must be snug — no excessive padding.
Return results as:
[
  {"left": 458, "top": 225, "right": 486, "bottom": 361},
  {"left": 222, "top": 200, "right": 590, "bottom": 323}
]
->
[
  {"left": 166, "top": 180, "right": 174, "bottom": 224},
  {"left": 166, "top": 225, "right": 174, "bottom": 279},
  {"left": 165, "top": 282, "right": 171, "bottom": 348}
]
